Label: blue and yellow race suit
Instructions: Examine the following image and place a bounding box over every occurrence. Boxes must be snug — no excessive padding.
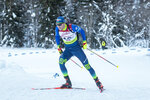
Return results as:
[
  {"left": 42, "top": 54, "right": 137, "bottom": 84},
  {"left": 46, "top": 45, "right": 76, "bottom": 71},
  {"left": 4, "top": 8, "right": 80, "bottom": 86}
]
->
[{"left": 55, "top": 24, "right": 97, "bottom": 79}]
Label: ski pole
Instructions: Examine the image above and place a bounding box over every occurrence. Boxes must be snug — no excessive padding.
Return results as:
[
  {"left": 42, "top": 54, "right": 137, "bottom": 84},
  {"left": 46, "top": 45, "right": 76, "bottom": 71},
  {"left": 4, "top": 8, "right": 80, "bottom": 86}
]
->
[
  {"left": 70, "top": 59, "right": 83, "bottom": 69},
  {"left": 87, "top": 48, "right": 119, "bottom": 68}
]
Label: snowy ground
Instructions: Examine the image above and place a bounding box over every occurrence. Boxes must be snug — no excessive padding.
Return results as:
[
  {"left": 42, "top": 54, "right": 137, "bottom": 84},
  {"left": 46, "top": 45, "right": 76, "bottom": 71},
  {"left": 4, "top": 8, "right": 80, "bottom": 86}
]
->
[{"left": 0, "top": 47, "right": 150, "bottom": 100}]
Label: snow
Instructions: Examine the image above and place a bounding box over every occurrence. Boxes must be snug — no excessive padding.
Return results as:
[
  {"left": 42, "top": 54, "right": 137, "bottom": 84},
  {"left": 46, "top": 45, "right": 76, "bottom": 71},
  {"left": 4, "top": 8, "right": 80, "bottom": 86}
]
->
[
  {"left": 31, "top": 13, "right": 36, "bottom": 17},
  {"left": 0, "top": 47, "right": 150, "bottom": 100},
  {"left": 12, "top": 12, "right": 17, "bottom": 18}
]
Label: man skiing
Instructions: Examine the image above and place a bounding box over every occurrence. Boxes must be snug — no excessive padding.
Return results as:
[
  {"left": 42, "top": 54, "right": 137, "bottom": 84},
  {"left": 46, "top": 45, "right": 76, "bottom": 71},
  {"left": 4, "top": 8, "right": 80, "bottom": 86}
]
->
[{"left": 55, "top": 16, "right": 103, "bottom": 92}]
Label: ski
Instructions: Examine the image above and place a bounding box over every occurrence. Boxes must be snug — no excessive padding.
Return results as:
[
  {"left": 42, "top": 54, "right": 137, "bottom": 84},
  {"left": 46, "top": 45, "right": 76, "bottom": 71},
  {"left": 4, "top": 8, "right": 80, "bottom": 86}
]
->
[{"left": 32, "top": 87, "right": 86, "bottom": 90}]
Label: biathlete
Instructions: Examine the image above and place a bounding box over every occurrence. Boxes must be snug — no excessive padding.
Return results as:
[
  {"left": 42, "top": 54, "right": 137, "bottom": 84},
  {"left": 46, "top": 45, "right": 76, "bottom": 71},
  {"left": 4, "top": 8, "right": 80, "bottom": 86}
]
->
[{"left": 55, "top": 16, "right": 103, "bottom": 92}]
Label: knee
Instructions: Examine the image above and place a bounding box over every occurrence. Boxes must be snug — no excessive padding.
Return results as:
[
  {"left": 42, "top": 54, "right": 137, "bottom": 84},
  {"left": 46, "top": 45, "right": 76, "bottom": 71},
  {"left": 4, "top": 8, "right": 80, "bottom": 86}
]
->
[
  {"left": 83, "top": 58, "right": 91, "bottom": 70},
  {"left": 59, "top": 57, "right": 67, "bottom": 65},
  {"left": 84, "top": 63, "right": 95, "bottom": 74},
  {"left": 84, "top": 63, "right": 91, "bottom": 70}
]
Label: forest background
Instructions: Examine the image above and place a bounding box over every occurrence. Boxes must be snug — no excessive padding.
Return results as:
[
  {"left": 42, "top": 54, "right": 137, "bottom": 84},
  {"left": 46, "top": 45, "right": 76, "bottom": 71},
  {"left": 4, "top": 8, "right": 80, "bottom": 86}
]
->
[{"left": 0, "top": 0, "right": 150, "bottom": 49}]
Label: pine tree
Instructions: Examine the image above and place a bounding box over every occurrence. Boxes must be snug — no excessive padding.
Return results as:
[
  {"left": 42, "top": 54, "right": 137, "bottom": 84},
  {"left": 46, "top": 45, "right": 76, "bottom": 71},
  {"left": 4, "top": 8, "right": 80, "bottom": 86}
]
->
[
  {"left": 37, "top": 0, "right": 65, "bottom": 48},
  {"left": 112, "top": 0, "right": 150, "bottom": 47},
  {"left": 0, "top": 0, "right": 5, "bottom": 45},
  {"left": 1, "top": 0, "right": 150, "bottom": 48},
  {"left": 2, "top": 0, "right": 27, "bottom": 47}
]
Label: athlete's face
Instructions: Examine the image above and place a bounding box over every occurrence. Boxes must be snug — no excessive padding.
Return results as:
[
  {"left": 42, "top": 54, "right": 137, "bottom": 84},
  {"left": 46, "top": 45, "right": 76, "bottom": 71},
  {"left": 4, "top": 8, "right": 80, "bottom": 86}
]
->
[{"left": 57, "top": 23, "right": 65, "bottom": 30}]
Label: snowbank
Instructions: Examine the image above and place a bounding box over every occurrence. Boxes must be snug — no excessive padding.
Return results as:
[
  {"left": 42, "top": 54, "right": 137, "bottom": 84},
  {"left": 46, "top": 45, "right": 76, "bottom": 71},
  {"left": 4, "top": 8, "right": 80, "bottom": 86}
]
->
[{"left": 0, "top": 47, "right": 150, "bottom": 100}]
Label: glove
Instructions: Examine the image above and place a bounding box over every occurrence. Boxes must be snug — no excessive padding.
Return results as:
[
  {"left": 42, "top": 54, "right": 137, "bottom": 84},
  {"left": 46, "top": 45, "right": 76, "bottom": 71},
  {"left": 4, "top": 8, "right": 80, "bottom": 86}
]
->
[
  {"left": 57, "top": 45, "right": 63, "bottom": 54},
  {"left": 82, "top": 41, "right": 87, "bottom": 49}
]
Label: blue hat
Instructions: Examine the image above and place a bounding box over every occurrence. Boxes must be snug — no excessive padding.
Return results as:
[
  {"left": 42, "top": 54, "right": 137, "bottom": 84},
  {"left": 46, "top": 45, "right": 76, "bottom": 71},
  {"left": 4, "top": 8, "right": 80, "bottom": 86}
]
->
[{"left": 56, "top": 16, "right": 65, "bottom": 23}]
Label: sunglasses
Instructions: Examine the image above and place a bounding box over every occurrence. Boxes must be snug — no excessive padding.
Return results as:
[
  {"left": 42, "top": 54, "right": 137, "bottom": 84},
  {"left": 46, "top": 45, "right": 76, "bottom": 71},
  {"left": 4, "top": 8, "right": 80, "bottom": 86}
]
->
[{"left": 56, "top": 23, "right": 63, "bottom": 26}]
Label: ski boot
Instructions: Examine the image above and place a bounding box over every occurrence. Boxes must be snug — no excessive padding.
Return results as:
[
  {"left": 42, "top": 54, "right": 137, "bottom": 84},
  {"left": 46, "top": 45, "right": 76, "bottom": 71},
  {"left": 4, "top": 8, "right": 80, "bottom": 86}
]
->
[
  {"left": 60, "top": 76, "right": 72, "bottom": 88},
  {"left": 94, "top": 77, "right": 104, "bottom": 93}
]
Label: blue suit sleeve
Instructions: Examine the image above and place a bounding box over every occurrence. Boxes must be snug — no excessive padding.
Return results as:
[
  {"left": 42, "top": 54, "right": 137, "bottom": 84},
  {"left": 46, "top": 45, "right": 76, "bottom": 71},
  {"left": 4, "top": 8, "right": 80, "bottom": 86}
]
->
[
  {"left": 55, "top": 27, "right": 60, "bottom": 46},
  {"left": 71, "top": 24, "right": 86, "bottom": 41}
]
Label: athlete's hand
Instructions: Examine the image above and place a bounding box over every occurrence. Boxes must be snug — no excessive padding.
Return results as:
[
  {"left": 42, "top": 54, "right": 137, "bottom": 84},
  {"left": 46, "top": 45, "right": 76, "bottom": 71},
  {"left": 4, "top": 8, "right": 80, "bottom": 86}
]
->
[
  {"left": 58, "top": 48, "right": 63, "bottom": 54},
  {"left": 57, "top": 45, "right": 63, "bottom": 54},
  {"left": 83, "top": 41, "right": 87, "bottom": 49}
]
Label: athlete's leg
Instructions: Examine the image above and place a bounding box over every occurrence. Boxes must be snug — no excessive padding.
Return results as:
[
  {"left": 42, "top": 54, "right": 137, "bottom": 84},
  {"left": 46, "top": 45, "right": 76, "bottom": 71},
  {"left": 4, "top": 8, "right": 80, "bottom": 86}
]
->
[
  {"left": 72, "top": 46, "right": 104, "bottom": 91},
  {"left": 59, "top": 48, "right": 73, "bottom": 88},
  {"left": 72, "top": 46, "right": 97, "bottom": 79},
  {"left": 59, "top": 48, "right": 73, "bottom": 77}
]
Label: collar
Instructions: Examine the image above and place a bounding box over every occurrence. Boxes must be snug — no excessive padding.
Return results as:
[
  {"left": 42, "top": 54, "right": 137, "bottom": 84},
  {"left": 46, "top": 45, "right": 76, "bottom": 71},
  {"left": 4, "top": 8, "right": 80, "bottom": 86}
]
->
[{"left": 62, "top": 24, "right": 67, "bottom": 31}]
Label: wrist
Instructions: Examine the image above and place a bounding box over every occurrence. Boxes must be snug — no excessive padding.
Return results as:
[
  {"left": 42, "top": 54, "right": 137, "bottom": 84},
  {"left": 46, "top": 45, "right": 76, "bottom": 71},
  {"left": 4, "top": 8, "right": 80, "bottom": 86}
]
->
[
  {"left": 83, "top": 40, "right": 87, "bottom": 43},
  {"left": 83, "top": 41, "right": 87, "bottom": 49},
  {"left": 57, "top": 45, "right": 60, "bottom": 48}
]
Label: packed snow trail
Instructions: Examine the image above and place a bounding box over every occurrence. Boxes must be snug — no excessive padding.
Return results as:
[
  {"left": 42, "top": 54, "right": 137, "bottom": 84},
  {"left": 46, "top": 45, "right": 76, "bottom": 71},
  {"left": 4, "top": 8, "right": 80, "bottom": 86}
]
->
[{"left": 0, "top": 47, "right": 150, "bottom": 100}]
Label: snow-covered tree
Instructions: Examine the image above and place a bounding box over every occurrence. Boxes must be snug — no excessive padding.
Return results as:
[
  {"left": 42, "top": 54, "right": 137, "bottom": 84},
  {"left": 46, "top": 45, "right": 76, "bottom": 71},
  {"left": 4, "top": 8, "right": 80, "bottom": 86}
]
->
[
  {"left": 113, "top": 0, "right": 150, "bottom": 48},
  {"left": 1, "top": 0, "right": 27, "bottom": 47},
  {"left": 0, "top": 0, "right": 150, "bottom": 48},
  {"left": 36, "top": 0, "right": 65, "bottom": 48},
  {"left": 23, "top": 0, "right": 41, "bottom": 48},
  {"left": 0, "top": 0, "right": 5, "bottom": 45}
]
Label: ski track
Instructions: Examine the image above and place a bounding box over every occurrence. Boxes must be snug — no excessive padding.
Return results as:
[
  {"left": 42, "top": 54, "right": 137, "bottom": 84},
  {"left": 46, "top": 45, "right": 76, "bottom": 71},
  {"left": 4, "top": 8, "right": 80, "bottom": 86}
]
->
[{"left": 0, "top": 47, "right": 150, "bottom": 100}]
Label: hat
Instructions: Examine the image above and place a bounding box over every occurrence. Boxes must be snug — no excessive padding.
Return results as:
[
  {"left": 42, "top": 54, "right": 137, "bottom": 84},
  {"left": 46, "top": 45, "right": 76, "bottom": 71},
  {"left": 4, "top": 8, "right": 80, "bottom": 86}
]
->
[{"left": 56, "top": 16, "right": 65, "bottom": 23}]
